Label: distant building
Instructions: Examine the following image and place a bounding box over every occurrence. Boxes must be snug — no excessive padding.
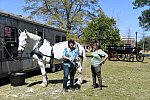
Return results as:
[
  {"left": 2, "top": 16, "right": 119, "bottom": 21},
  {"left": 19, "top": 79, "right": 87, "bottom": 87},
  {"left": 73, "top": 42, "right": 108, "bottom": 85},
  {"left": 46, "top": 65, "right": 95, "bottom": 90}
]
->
[{"left": 121, "top": 37, "right": 136, "bottom": 47}]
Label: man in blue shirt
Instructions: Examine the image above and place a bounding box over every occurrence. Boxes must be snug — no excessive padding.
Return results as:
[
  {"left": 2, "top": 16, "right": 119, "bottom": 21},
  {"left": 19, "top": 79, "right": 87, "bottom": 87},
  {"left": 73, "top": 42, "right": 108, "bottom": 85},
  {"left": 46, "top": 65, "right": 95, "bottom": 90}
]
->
[{"left": 62, "top": 39, "right": 79, "bottom": 92}]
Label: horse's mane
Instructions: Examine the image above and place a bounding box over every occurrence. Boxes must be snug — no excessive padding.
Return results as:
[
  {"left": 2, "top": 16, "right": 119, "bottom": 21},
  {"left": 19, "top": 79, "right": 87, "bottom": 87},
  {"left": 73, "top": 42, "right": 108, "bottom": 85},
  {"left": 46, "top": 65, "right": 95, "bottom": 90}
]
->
[{"left": 26, "top": 31, "right": 41, "bottom": 41}]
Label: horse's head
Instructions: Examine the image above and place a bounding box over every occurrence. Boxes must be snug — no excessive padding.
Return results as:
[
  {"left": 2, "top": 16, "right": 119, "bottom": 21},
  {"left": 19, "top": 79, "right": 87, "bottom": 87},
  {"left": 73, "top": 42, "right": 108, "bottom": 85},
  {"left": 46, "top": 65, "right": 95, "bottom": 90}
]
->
[{"left": 18, "top": 29, "right": 28, "bottom": 54}]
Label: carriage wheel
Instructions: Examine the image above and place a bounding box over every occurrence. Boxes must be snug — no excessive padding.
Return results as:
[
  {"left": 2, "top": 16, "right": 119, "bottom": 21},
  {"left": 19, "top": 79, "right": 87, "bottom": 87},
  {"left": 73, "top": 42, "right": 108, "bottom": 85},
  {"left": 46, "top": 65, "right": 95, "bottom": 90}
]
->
[
  {"left": 117, "top": 54, "right": 126, "bottom": 61},
  {"left": 136, "top": 54, "right": 144, "bottom": 62},
  {"left": 109, "top": 51, "right": 118, "bottom": 61},
  {"left": 126, "top": 54, "right": 134, "bottom": 62}
]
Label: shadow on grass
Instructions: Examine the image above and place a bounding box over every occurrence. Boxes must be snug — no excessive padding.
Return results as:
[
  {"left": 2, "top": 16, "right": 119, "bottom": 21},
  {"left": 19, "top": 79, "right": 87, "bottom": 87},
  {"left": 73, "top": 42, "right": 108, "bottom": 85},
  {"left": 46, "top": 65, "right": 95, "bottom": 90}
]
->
[
  {"left": 27, "top": 81, "right": 41, "bottom": 87},
  {"left": 49, "top": 79, "right": 63, "bottom": 84},
  {"left": 0, "top": 76, "right": 10, "bottom": 86},
  {"left": 92, "top": 83, "right": 108, "bottom": 88},
  {"left": 101, "top": 85, "right": 108, "bottom": 87},
  {"left": 27, "top": 79, "right": 63, "bottom": 87},
  {"left": 0, "top": 69, "right": 50, "bottom": 87},
  {"left": 0, "top": 70, "right": 42, "bottom": 86},
  {"left": 27, "top": 79, "right": 88, "bottom": 87}
]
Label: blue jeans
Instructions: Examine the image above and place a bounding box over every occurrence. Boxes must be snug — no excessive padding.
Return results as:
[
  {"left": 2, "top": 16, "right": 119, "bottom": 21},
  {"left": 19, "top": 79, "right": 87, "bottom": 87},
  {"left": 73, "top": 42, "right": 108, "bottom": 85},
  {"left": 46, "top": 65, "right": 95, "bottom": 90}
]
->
[{"left": 63, "top": 64, "right": 76, "bottom": 89}]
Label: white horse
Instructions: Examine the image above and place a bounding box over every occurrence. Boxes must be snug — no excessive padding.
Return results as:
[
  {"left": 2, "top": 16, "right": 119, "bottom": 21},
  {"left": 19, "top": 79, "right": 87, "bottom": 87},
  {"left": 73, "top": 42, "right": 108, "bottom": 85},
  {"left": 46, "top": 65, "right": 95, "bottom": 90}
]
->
[
  {"left": 52, "top": 41, "right": 86, "bottom": 84},
  {"left": 18, "top": 29, "right": 86, "bottom": 87}
]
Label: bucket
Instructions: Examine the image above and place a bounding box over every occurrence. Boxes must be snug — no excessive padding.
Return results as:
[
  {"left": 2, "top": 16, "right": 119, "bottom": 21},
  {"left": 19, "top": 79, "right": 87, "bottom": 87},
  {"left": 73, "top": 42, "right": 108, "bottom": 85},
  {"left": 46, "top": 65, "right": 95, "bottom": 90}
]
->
[{"left": 10, "top": 73, "right": 26, "bottom": 86}]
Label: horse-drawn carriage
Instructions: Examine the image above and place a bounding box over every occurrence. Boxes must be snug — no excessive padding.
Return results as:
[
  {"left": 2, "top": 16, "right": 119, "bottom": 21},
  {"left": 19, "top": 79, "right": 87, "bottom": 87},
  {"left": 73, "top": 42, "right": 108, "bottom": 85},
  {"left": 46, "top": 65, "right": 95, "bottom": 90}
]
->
[{"left": 107, "top": 46, "right": 144, "bottom": 62}]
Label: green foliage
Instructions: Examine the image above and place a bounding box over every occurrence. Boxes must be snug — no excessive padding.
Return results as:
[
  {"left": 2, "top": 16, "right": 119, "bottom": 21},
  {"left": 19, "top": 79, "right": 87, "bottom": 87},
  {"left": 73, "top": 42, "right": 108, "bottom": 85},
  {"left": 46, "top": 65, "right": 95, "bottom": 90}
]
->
[
  {"left": 23, "top": 0, "right": 100, "bottom": 34},
  {"left": 132, "top": 0, "right": 150, "bottom": 8},
  {"left": 138, "top": 10, "right": 150, "bottom": 31},
  {"left": 132, "top": 0, "right": 150, "bottom": 31},
  {"left": 138, "top": 36, "right": 150, "bottom": 50},
  {"left": 85, "top": 52, "right": 92, "bottom": 57},
  {"left": 82, "top": 11, "right": 120, "bottom": 48}
]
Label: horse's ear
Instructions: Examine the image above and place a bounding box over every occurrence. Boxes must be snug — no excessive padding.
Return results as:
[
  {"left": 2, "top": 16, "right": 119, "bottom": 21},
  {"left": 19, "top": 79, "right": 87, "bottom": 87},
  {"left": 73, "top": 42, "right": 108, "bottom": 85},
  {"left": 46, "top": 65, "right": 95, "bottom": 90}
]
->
[
  {"left": 24, "top": 29, "right": 28, "bottom": 33},
  {"left": 18, "top": 29, "right": 22, "bottom": 34}
]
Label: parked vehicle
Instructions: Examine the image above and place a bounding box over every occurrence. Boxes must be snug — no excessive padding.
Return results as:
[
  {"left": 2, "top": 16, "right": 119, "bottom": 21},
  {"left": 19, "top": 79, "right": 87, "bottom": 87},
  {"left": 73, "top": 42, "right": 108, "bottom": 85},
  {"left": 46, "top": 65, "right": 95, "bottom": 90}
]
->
[
  {"left": 0, "top": 10, "right": 66, "bottom": 78},
  {"left": 107, "top": 45, "right": 144, "bottom": 62}
]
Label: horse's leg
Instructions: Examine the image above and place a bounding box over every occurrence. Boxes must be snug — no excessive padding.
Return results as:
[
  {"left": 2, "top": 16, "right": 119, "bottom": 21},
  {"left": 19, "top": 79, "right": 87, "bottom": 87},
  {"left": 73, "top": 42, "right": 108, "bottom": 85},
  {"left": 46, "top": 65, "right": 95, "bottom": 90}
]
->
[
  {"left": 38, "top": 60, "right": 48, "bottom": 87},
  {"left": 76, "top": 62, "right": 83, "bottom": 85}
]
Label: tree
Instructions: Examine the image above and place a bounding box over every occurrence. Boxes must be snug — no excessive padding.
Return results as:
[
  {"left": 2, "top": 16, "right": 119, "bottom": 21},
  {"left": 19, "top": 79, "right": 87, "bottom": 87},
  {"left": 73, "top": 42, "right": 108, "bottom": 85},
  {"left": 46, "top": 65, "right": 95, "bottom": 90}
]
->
[
  {"left": 82, "top": 11, "right": 120, "bottom": 49},
  {"left": 23, "top": 0, "right": 100, "bottom": 39},
  {"left": 138, "top": 36, "right": 150, "bottom": 51},
  {"left": 132, "top": 0, "right": 150, "bottom": 31}
]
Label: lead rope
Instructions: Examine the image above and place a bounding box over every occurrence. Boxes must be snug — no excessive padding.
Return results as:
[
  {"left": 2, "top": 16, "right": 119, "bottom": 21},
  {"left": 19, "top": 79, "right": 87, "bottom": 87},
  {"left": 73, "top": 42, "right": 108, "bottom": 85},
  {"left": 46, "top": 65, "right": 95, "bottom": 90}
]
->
[
  {"left": 2, "top": 41, "right": 16, "bottom": 61},
  {"left": 2, "top": 41, "right": 15, "bottom": 74}
]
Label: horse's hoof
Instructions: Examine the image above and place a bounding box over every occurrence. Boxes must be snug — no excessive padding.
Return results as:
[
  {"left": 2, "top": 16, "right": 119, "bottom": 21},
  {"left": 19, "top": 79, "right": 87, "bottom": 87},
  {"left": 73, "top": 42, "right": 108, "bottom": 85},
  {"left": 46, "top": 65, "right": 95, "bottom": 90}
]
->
[
  {"left": 40, "top": 82, "right": 48, "bottom": 87},
  {"left": 47, "top": 80, "right": 49, "bottom": 84},
  {"left": 76, "top": 80, "right": 82, "bottom": 85}
]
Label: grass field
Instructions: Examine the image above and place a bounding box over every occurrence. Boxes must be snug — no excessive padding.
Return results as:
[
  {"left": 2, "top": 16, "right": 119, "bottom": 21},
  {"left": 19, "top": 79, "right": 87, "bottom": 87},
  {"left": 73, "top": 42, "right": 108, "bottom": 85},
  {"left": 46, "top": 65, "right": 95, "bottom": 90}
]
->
[{"left": 0, "top": 57, "right": 150, "bottom": 100}]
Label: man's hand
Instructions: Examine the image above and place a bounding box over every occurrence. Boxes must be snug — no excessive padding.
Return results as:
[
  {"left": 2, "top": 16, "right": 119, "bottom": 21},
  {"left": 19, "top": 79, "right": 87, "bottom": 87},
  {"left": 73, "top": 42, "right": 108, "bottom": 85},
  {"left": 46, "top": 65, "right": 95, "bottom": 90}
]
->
[
  {"left": 73, "top": 57, "right": 79, "bottom": 62},
  {"left": 73, "top": 58, "right": 77, "bottom": 62}
]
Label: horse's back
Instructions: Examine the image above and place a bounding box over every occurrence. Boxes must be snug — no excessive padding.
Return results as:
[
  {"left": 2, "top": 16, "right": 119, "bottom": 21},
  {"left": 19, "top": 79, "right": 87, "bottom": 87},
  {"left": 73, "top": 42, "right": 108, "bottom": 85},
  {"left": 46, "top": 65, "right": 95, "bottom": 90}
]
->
[
  {"left": 53, "top": 41, "right": 68, "bottom": 59},
  {"left": 53, "top": 41, "right": 86, "bottom": 60},
  {"left": 39, "top": 39, "right": 52, "bottom": 56}
]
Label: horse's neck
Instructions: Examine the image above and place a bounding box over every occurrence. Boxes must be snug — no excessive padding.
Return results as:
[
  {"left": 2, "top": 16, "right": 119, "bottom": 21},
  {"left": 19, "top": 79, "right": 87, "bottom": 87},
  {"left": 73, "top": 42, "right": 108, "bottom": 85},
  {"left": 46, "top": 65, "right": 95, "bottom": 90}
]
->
[
  {"left": 27, "top": 32, "right": 41, "bottom": 40},
  {"left": 26, "top": 32, "right": 41, "bottom": 50}
]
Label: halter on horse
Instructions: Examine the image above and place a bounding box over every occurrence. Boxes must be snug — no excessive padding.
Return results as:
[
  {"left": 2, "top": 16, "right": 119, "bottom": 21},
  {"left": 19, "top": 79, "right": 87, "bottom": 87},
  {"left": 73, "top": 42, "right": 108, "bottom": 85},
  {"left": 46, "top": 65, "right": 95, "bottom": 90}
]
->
[
  {"left": 18, "top": 29, "right": 55, "bottom": 87},
  {"left": 18, "top": 29, "right": 86, "bottom": 87}
]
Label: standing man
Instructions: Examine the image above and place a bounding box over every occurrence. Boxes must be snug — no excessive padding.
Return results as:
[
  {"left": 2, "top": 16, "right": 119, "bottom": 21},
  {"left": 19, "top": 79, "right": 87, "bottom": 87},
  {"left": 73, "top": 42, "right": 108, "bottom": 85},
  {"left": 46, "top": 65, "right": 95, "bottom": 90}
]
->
[{"left": 62, "top": 39, "right": 79, "bottom": 92}]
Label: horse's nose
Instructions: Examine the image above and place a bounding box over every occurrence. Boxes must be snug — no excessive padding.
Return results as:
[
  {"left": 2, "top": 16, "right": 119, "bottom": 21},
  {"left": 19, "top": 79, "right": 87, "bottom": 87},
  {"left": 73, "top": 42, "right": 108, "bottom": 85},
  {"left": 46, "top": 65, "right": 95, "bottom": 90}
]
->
[
  {"left": 20, "top": 49, "right": 24, "bottom": 53},
  {"left": 18, "top": 46, "right": 24, "bottom": 53},
  {"left": 18, "top": 49, "right": 24, "bottom": 54},
  {"left": 18, "top": 50, "right": 21, "bottom": 54}
]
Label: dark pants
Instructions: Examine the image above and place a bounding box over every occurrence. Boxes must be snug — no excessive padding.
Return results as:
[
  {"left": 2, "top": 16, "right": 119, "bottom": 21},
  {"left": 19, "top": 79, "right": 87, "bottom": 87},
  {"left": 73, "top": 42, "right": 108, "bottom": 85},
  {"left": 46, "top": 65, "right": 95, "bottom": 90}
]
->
[
  {"left": 91, "top": 65, "right": 102, "bottom": 87},
  {"left": 63, "top": 64, "right": 76, "bottom": 89}
]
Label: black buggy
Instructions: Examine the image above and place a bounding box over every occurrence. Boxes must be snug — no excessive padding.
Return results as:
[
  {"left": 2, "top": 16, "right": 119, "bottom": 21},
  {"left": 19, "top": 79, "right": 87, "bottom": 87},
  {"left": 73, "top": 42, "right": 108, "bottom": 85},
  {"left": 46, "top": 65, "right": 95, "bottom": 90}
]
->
[{"left": 107, "top": 46, "right": 144, "bottom": 62}]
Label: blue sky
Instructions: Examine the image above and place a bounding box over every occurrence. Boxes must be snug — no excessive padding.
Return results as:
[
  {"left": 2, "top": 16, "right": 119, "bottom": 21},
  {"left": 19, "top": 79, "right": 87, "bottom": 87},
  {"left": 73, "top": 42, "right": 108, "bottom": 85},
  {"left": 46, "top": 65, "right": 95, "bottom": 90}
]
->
[{"left": 0, "top": 0, "right": 149, "bottom": 40}]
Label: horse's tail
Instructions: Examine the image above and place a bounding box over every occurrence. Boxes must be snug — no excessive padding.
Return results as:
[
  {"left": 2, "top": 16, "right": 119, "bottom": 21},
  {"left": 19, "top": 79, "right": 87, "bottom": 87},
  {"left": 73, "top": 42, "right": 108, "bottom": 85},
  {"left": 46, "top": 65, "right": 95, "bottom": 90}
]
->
[
  {"left": 82, "top": 48, "right": 86, "bottom": 60},
  {"left": 77, "top": 46, "right": 86, "bottom": 84},
  {"left": 79, "top": 47, "right": 86, "bottom": 68}
]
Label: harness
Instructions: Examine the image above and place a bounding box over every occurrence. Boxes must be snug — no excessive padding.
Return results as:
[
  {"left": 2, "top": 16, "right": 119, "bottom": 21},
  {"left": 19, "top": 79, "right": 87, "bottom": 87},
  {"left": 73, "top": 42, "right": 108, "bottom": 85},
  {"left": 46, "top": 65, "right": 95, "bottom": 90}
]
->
[
  {"left": 30, "top": 39, "right": 54, "bottom": 62},
  {"left": 49, "top": 46, "right": 54, "bottom": 65},
  {"left": 30, "top": 39, "right": 44, "bottom": 59}
]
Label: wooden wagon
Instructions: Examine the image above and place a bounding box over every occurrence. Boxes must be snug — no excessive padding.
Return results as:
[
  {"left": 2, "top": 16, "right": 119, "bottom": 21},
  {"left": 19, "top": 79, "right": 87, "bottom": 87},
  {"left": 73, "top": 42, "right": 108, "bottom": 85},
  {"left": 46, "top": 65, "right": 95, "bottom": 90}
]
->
[{"left": 107, "top": 46, "right": 144, "bottom": 62}]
